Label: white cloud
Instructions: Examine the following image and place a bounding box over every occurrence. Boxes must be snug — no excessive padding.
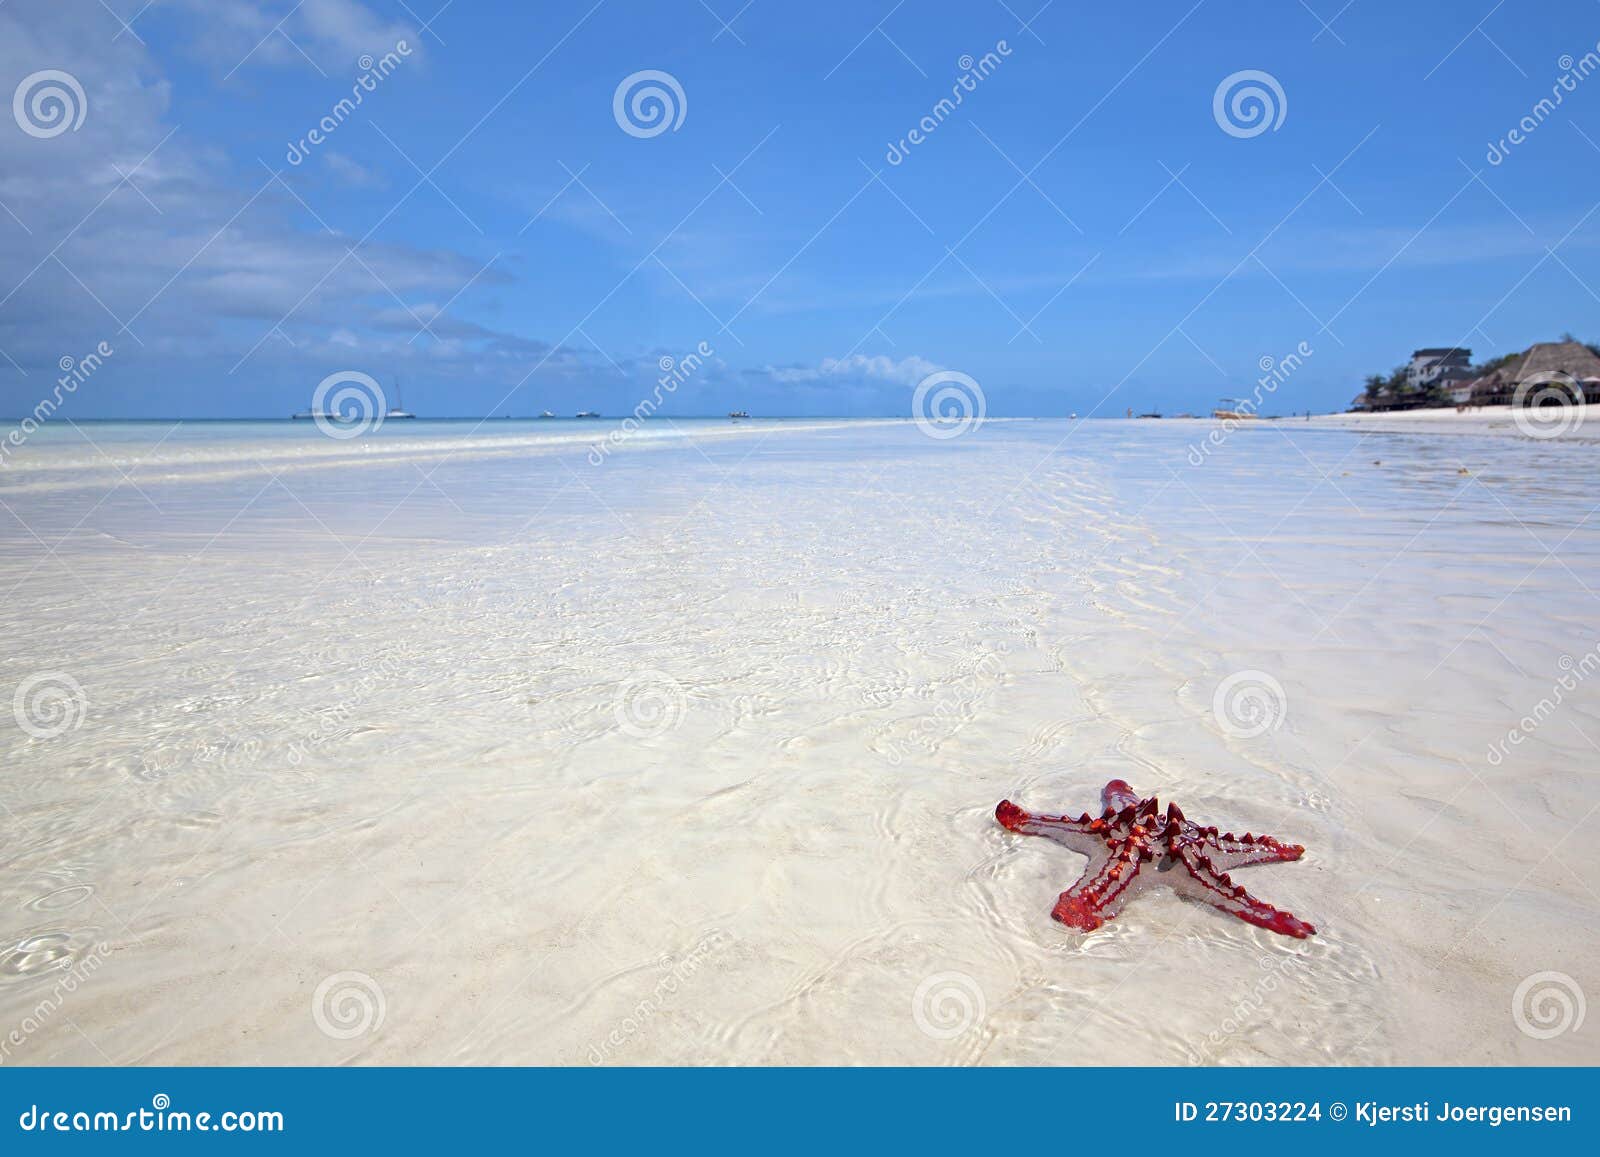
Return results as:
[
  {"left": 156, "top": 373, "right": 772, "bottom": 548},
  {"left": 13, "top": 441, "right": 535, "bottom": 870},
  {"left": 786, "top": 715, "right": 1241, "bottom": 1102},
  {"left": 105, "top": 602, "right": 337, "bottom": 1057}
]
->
[
  {"left": 295, "top": 0, "right": 416, "bottom": 65},
  {"left": 165, "top": 0, "right": 419, "bottom": 75},
  {"left": 767, "top": 353, "right": 942, "bottom": 388},
  {"left": 321, "top": 151, "right": 385, "bottom": 188},
  {"left": 0, "top": 0, "right": 524, "bottom": 404}
]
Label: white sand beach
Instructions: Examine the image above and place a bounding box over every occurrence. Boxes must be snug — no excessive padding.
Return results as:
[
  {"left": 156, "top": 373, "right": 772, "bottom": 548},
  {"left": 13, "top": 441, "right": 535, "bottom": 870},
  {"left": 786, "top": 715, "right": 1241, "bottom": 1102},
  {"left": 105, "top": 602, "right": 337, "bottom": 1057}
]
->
[
  {"left": 1, "top": 417, "right": 1596, "bottom": 1065},
  {"left": 1303, "top": 404, "right": 1600, "bottom": 439}
]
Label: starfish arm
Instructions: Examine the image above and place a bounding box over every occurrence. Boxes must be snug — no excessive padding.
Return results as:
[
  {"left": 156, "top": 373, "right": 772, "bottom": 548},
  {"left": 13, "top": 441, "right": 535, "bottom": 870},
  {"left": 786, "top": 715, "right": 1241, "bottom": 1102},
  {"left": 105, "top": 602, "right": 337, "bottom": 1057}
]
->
[
  {"left": 995, "top": 799, "right": 1105, "bottom": 856},
  {"left": 1050, "top": 843, "right": 1144, "bottom": 931},
  {"left": 1173, "top": 847, "right": 1316, "bottom": 939},
  {"left": 1195, "top": 828, "right": 1306, "bottom": 872}
]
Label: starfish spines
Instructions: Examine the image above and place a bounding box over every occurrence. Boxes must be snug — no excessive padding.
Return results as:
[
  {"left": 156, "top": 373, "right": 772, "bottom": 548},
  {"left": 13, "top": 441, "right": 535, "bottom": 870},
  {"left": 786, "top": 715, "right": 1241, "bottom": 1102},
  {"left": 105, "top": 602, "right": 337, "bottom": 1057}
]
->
[
  {"left": 1202, "top": 828, "right": 1307, "bottom": 871},
  {"left": 996, "top": 800, "right": 1115, "bottom": 857},
  {"left": 1171, "top": 845, "right": 1316, "bottom": 939}
]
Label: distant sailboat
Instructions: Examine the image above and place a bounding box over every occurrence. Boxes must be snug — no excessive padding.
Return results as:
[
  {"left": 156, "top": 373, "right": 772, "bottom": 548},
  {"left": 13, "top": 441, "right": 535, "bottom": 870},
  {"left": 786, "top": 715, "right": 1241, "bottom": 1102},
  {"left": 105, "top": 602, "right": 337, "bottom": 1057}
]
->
[{"left": 387, "top": 377, "right": 416, "bottom": 419}]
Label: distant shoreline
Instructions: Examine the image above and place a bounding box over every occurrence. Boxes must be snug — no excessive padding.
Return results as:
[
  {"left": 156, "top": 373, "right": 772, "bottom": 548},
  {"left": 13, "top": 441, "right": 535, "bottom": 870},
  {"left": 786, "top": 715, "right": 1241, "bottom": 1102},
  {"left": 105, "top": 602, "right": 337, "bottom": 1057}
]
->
[
  {"left": 1094, "top": 406, "right": 1595, "bottom": 437},
  {"left": 1298, "top": 405, "right": 1598, "bottom": 437},
  {"left": 0, "top": 414, "right": 1041, "bottom": 424},
  {"left": 5, "top": 410, "right": 1587, "bottom": 437}
]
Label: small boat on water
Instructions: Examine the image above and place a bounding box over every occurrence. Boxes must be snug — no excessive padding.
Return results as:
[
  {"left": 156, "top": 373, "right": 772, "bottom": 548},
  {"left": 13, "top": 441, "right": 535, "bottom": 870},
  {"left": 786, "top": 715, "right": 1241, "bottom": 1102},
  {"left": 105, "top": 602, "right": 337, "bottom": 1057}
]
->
[
  {"left": 387, "top": 377, "right": 415, "bottom": 419},
  {"left": 575, "top": 410, "right": 600, "bottom": 418},
  {"left": 291, "top": 410, "right": 343, "bottom": 421},
  {"left": 728, "top": 410, "right": 750, "bottom": 419},
  {"left": 539, "top": 411, "right": 555, "bottom": 419}
]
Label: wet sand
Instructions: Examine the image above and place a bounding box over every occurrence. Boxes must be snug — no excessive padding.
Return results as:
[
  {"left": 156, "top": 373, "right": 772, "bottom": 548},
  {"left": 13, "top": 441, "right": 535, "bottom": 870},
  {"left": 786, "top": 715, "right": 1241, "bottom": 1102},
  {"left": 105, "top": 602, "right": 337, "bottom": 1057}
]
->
[{"left": 1, "top": 418, "right": 1595, "bottom": 1064}]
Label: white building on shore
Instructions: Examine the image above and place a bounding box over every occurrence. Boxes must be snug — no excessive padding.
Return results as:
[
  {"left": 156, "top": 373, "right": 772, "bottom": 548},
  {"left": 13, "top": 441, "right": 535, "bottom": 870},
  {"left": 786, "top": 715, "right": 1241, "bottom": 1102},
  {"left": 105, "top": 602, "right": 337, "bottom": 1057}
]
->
[{"left": 1406, "top": 347, "right": 1473, "bottom": 391}]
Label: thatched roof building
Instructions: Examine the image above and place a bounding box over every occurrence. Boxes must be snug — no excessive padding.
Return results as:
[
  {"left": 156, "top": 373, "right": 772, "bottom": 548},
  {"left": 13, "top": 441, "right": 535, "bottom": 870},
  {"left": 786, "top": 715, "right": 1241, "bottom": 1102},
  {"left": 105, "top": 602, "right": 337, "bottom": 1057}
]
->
[
  {"left": 1354, "top": 339, "right": 1600, "bottom": 411},
  {"left": 1464, "top": 341, "right": 1600, "bottom": 405},
  {"left": 1516, "top": 340, "right": 1600, "bottom": 382}
]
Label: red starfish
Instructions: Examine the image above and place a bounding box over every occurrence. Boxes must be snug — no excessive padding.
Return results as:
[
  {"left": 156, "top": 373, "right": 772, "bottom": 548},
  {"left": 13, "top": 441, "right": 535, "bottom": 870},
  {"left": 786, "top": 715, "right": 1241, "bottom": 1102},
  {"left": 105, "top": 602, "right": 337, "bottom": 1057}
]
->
[{"left": 995, "top": 779, "right": 1316, "bottom": 938}]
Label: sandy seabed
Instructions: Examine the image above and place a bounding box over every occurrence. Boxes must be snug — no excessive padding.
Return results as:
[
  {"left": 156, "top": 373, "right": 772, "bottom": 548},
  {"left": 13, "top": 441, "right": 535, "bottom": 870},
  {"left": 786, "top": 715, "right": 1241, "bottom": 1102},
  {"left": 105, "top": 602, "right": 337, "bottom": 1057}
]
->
[{"left": 1, "top": 417, "right": 1595, "bottom": 1065}]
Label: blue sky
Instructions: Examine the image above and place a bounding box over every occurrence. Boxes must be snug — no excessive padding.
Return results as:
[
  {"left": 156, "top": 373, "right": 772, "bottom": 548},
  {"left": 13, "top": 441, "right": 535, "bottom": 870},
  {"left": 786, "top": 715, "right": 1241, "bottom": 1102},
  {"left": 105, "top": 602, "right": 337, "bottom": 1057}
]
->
[{"left": 2, "top": 0, "right": 1598, "bottom": 418}]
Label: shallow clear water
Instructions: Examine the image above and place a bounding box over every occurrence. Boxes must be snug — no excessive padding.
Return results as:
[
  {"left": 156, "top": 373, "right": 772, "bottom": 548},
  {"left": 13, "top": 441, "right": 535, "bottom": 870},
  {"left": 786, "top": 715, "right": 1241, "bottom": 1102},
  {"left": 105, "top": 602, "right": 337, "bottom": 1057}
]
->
[{"left": 1, "top": 417, "right": 1595, "bottom": 1064}]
